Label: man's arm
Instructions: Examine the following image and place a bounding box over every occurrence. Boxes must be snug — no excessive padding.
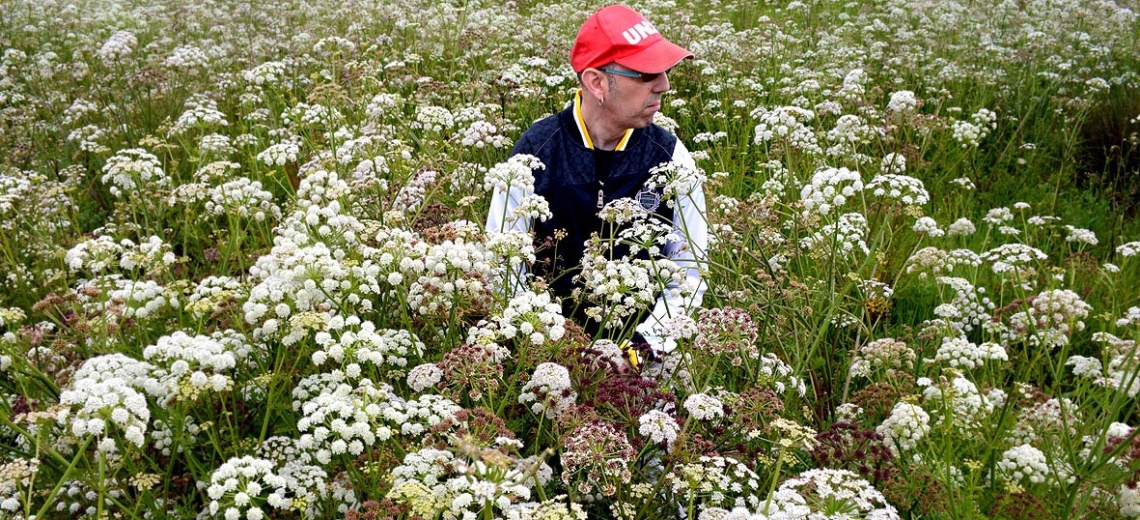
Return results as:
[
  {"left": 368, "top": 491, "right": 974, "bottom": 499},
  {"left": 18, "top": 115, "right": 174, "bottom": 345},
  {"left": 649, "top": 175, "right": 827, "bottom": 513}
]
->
[{"left": 635, "top": 140, "right": 708, "bottom": 357}]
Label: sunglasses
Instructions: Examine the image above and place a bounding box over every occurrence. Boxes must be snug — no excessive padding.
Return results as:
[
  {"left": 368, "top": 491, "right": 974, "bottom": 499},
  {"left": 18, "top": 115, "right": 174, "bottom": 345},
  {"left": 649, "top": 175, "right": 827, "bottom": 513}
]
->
[{"left": 599, "top": 67, "right": 670, "bottom": 83}]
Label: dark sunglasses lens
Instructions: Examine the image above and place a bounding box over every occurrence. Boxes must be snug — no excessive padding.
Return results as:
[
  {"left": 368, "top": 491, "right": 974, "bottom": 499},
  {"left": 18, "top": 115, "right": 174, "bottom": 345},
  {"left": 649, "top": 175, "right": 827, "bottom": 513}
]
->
[{"left": 640, "top": 68, "right": 672, "bottom": 82}]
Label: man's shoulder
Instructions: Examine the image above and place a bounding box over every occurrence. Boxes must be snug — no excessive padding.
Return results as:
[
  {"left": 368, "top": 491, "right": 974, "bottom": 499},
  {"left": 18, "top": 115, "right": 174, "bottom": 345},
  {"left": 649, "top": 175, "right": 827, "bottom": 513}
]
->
[{"left": 514, "top": 109, "right": 571, "bottom": 154}]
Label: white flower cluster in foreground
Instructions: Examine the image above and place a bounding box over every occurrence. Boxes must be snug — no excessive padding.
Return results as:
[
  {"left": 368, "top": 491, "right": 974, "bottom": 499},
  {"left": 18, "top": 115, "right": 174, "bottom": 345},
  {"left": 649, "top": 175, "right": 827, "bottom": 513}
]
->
[
  {"left": 97, "top": 30, "right": 136, "bottom": 64},
  {"left": 922, "top": 375, "right": 1002, "bottom": 431},
  {"left": 141, "top": 330, "right": 253, "bottom": 404},
  {"left": 519, "top": 363, "right": 576, "bottom": 419},
  {"left": 997, "top": 443, "right": 1050, "bottom": 485},
  {"left": 638, "top": 409, "right": 680, "bottom": 446},
  {"left": 933, "top": 336, "right": 1008, "bottom": 369},
  {"left": 701, "top": 468, "right": 898, "bottom": 519},
  {"left": 206, "top": 178, "right": 282, "bottom": 222},
  {"left": 1068, "top": 331, "right": 1140, "bottom": 397},
  {"left": 79, "top": 277, "right": 180, "bottom": 321},
  {"left": 799, "top": 166, "right": 863, "bottom": 218},
  {"left": 57, "top": 377, "right": 149, "bottom": 453},
  {"left": 205, "top": 456, "right": 289, "bottom": 520},
  {"left": 295, "top": 380, "right": 410, "bottom": 464},
  {"left": 1004, "top": 289, "right": 1092, "bottom": 349},
  {"left": 753, "top": 106, "right": 821, "bottom": 154},
  {"left": 311, "top": 320, "right": 424, "bottom": 376},
  {"left": 684, "top": 392, "right": 725, "bottom": 421},
  {"left": 388, "top": 445, "right": 532, "bottom": 519},
  {"left": 100, "top": 148, "right": 168, "bottom": 198},
  {"left": 669, "top": 455, "right": 764, "bottom": 511},
  {"left": 877, "top": 401, "right": 930, "bottom": 455},
  {"left": 578, "top": 254, "right": 691, "bottom": 328},
  {"left": 468, "top": 291, "right": 566, "bottom": 347}
]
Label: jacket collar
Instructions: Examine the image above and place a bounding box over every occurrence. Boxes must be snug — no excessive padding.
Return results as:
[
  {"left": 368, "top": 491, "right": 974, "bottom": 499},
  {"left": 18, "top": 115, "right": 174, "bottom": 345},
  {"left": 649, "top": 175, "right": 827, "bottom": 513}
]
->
[{"left": 573, "top": 90, "right": 633, "bottom": 151}]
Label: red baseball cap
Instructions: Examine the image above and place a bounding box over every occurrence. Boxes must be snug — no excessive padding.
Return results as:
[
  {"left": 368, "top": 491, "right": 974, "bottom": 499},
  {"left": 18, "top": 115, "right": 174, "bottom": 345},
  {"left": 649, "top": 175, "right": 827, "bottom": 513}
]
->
[{"left": 570, "top": 5, "right": 693, "bottom": 74}]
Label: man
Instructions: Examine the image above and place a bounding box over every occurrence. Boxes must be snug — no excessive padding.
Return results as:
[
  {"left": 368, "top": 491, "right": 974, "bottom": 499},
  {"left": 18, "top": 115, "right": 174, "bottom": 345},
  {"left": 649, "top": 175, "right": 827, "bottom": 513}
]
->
[{"left": 486, "top": 5, "right": 707, "bottom": 365}]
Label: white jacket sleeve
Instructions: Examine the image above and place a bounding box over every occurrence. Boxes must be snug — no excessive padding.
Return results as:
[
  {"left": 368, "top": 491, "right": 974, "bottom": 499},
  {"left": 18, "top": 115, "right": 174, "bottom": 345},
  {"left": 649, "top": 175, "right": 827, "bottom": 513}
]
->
[
  {"left": 485, "top": 183, "right": 533, "bottom": 296},
  {"left": 635, "top": 140, "right": 708, "bottom": 355}
]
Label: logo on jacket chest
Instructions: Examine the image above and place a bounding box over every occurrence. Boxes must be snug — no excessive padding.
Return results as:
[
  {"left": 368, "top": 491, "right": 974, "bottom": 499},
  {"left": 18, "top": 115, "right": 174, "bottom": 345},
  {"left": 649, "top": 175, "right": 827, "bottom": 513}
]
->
[{"left": 635, "top": 187, "right": 662, "bottom": 212}]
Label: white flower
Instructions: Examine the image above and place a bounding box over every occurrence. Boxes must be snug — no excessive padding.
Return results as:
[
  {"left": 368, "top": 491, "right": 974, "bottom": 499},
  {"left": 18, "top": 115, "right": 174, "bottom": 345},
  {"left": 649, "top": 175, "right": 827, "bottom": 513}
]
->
[
  {"left": 934, "top": 336, "right": 1007, "bottom": 369},
  {"left": 638, "top": 410, "right": 680, "bottom": 445},
  {"left": 683, "top": 393, "right": 724, "bottom": 421},
  {"left": 59, "top": 376, "right": 149, "bottom": 448},
  {"left": 483, "top": 154, "right": 544, "bottom": 193},
  {"left": 881, "top": 153, "right": 906, "bottom": 174},
  {"left": 877, "top": 402, "right": 930, "bottom": 455},
  {"left": 799, "top": 166, "right": 863, "bottom": 219},
  {"left": 256, "top": 141, "right": 300, "bottom": 166},
  {"left": 1117, "top": 241, "right": 1140, "bottom": 257},
  {"left": 913, "top": 217, "right": 943, "bottom": 236},
  {"left": 101, "top": 148, "right": 168, "bottom": 198},
  {"left": 887, "top": 90, "right": 918, "bottom": 113},
  {"left": 1120, "top": 484, "right": 1140, "bottom": 518},
  {"left": 1064, "top": 225, "right": 1098, "bottom": 246},
  {"left": 947, "top": 218, "right": 977, "bottom": 236},
  {"left": 407, "top": 363, "right": 443, "bottom": 392},
  {"left": 997, "top": 444, "right": 1050, "bottom": 485},
  {"left": 519, "top": 363, "right": 576, "bottom": 419}
]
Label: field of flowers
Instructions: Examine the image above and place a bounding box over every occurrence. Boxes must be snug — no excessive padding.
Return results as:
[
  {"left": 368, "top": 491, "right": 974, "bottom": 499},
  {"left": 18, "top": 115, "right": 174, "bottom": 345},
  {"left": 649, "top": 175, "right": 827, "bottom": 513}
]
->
[{"left": 3, "top": 0, "right": 1140, "bottom": 518}]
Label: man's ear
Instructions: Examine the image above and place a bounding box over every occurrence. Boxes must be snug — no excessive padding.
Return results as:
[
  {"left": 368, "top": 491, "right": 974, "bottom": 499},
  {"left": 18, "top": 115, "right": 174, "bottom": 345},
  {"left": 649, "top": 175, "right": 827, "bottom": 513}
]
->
[{"left": 580, "top": 68, "right": 609, "bottom": 101}]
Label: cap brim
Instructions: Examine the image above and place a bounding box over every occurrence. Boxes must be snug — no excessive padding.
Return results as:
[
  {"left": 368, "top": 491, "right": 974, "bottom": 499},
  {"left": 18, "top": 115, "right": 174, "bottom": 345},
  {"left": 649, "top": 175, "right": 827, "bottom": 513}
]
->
[{"left": 615, "top": 38, "right": 693, "bottom": 74}]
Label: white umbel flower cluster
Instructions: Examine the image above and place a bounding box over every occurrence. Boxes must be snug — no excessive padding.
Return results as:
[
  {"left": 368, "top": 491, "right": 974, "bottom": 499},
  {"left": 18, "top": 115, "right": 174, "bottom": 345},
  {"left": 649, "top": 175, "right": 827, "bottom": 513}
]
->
[
  {"left": 867, "top": 174, "right": 929, "bottom": 207},
  {"left": 142, "top": 330, "right": 253, "bottom": 404},
  {"left": 799, "top": 166, "right": 863, "bottom": 219},
  {"left": 519, "top": 363, "right": 577, "bottom": 419},
  {"left": 484, "top": 154, "right": 544, "bottom": 194},
  {"left": 877, "top": 401, "right": 931, "bottom": 455},
  {"left": 887, "top": 90, "right": 918, "bottom": 113},
  {"left": 997, "top": 444, "right": 1050, "bottom": 485},
  {"left": 205, "top": 178, "right": 281, "bottom": 222},
  {"left": 205, "top": 456, "right": 290, "bottom": 520},
  {"left": 578, "top": 254, "right": 690, "bottom": 328},
  {"left": 64, "top": 235, "right": 124, "bottom": 274},
  {"left": 667, "top": 456, "right": 764, "bottom": 511},
  {"left": 57, "top": 377, "right": 149, "bottom": 453},
  {"left": 921, "top": 376, "right": 1000, "bottom": 431},
  {"left": 388, "top": 447, "right": 532, "bottom": 519},
  {"left": 1120, "top": 484, "right": 1140, "bottom": 518},
  {"left": 97, "top": 31, "right": 137, "bottom": 64},
  {"left": 752, "top": 106, "right": 821, "bottom": 154},
  {"left": 683, "top": 392, "right": 725, "bottom": 421},
  {"left": 1005, "top": 289, "right": 1091, "bottom": 349},
  {"left": 934, "top": 336, "right": 1008, "bottom": 369},
  {"left": 257, "top": 140, "right": 301, "bottom": 166},
  {"left": 381, "top": 393, "right": 462, "bottom": 437},
  {"left": 101, "top": 148, "right": 168, "bottom": 198},
  {"left": 295, "top": 381, "right": 396, "bottom": 464},
  {"left": 170, "top": 98, "right": 228, "bottom": 135},
  {"left": 771, "top": 468, "right": 900, "bottom": 519},
  {"left": 81, "top": 277, "right": 179, "bottom": 321},
  {"left": 638, "top": 410, "right": 680, "bottom": 446},
  {"left": 311, "top": 321, "right": 424, "bottom": 376},
  {"left": 467, "top": 291, "right": 566, "bottom": 348},
  {"left": 951, "top": 107, "right": 997, "bottom": 148},
  {"left": 406, "top": 363, "right": 444, "bottom": 393}
]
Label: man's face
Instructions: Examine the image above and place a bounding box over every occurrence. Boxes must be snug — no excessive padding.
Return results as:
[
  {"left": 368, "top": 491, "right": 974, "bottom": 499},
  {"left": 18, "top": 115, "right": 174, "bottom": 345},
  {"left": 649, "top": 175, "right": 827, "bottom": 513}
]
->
[{"left": 601, "top": 64, "right": 671, "bottom": 129}]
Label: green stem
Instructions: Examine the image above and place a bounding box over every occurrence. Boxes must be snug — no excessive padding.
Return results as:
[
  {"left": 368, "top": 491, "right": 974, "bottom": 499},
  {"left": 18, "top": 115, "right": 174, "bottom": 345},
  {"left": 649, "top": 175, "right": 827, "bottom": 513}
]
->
[
  {"left": 762, "top": 448, "right": 786, "bottom": 515},
  {"left": 36, "top": 437, "right": 93, "bottom": 519}
]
